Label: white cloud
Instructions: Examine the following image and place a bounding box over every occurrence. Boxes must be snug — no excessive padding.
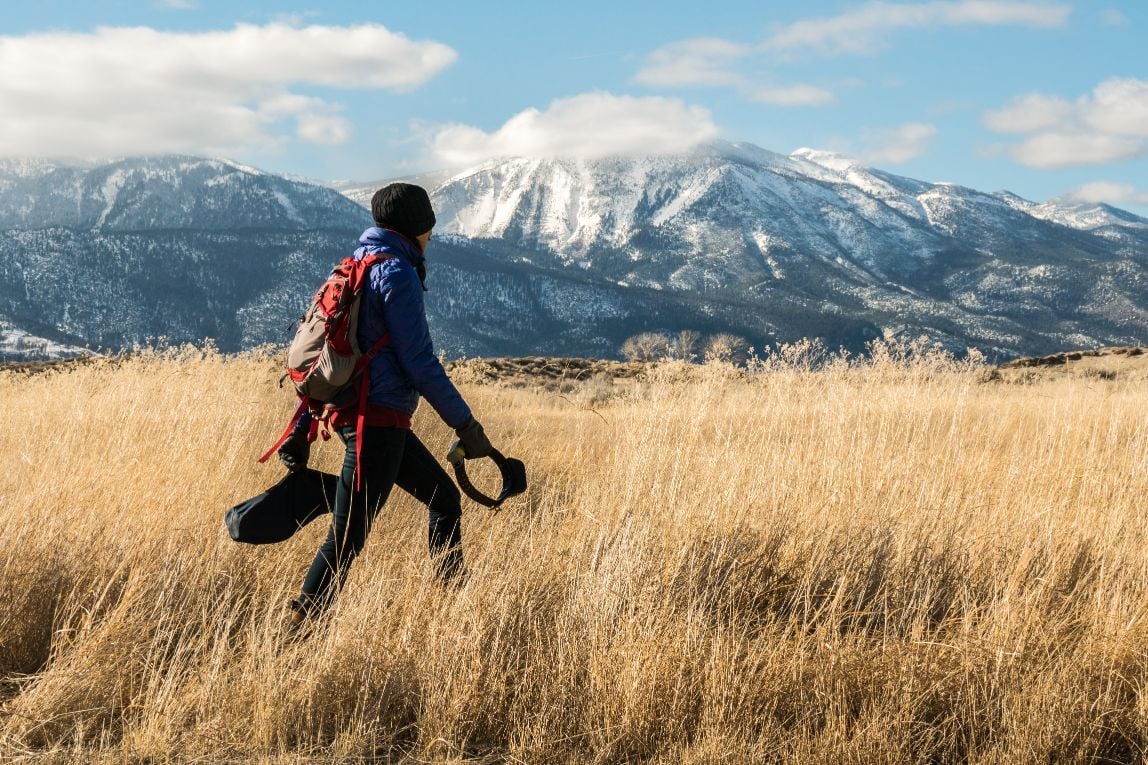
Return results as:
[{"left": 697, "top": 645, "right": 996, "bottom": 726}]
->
[
  {"left": 1082, "top": 78, "right": 1148, "bottom": 136},
  {"left": 638, "top": 3, "right": 1064, "bottom": 105},
  {"left": 983, "top": 93, "right": 1073, "bottom": 133},
  {"left": 634, "top": 38, "right": 751, "bottom": 87},
  {"left": 0, "top": 23, "right": 456, "bottom": 158},
  {"left": 1070, "top": 181, "right": 1148, "bottom": 206},
  {"left": 1011, "top": 133, "right": 1144, "bottom": 169},
  {"left": 635, "top": 37, "right": 835, "bottom": 107},
  {"left": 859, "top": 122, "right": 938, "bottom": 164},
  {"left": 748, "top": 84, "right": 836, "bottom": 106},
  {"left": 428, "top": 92, "right": 719, "bottom": 167},
  {"left": 260, "top": 94, "right": 349, "bottom": 145},
  {"left": 763, "top": 1, "right": 1070, "bottom": 55},
  {"left": 985, "top": 78, "right": 1148, "bottom": 169}
]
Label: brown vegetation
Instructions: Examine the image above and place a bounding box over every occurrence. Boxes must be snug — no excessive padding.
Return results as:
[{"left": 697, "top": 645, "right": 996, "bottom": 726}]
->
[{"left": 1, "top": 341, "right": 1147, "bottom": 763}]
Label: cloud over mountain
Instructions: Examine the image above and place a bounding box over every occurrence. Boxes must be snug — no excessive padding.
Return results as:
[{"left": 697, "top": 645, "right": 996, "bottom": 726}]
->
[
  {"left": 858, "top": 122, "right": 938, "bottom": 164},
  {"left": 1070, "top": 181, "right": 1148, "bottom": 207},
  {"left": 428, "top": 93, "right": 719, "bottom": 166}
]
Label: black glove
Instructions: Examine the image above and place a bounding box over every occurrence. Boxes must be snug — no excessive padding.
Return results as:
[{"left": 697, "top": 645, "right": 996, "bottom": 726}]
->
[
  {"left": 278, "top": 432, "right": 310, "bottom": 472},
  {"left": 455, "top": 418, "right": 492, "bottom": 460}
]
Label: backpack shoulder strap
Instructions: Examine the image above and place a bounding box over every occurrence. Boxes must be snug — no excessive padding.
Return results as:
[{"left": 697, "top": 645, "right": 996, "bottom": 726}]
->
[{"left": 348, "top": 252, "right": 394, "bottom": 292}]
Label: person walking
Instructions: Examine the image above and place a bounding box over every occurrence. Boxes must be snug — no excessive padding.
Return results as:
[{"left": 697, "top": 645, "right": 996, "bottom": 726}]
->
[{"left": 277, "top": 183, "right": 492, "bottom": 626}]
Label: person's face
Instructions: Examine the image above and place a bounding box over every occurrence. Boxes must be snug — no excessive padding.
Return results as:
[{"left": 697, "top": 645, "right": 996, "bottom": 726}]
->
[{"left": 417, "top": 229, "right": 432, "bottom": 251}]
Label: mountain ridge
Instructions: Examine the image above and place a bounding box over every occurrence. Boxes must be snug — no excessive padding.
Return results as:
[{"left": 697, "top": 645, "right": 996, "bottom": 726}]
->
[
  {"left": 1, "top": 144, "right": 1145, "bottom": 361},
  {"left": 411, "top": 141, "right": 1147, "bottom": 357}
]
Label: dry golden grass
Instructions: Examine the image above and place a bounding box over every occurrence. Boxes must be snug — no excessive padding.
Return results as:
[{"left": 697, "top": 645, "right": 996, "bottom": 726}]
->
[{"left": 1, "top": 343, "right": 1147, "bottom": 763}]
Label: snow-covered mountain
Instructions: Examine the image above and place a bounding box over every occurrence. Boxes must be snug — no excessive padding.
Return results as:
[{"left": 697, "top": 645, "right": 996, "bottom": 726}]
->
[
  {"left": 1, "top": 145, "right": 1145, "bottom": 362},
  {"left": 0, "top": 156, "right": 372, "bottom": 357},
  {"left": 433, "top": 142, "right": 1145, "bottom": 277},
  {"left": 0, "top": 155, "right": 738, "bottom": 360},
  {"left": 0, "top": 156, "right": 367, "bottom": 231},
  {"left": 420, "top": 141, "right": 1148, "bottom": 357}
]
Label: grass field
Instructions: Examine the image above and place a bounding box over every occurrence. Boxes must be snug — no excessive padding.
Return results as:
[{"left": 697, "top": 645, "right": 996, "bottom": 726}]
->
[{"left": 1, "top": 342, "right": 1146, "bottom": 763}]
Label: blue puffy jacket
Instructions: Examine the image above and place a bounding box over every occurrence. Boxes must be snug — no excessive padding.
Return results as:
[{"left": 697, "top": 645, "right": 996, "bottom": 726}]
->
[{"left": 353, "top": 227, "right": 472, "bottom": 429}]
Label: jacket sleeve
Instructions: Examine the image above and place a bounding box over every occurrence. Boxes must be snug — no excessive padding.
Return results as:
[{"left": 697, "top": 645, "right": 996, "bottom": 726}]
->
[
  {"left": 380, "top": 265, "right": 473, "bottom": 429},
  {"left": 290, "top": 408, "right": 313, "bottom": 437}
]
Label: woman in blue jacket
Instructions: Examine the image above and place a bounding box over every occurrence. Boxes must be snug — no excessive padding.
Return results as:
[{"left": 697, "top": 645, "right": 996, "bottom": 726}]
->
[{"left": 278, "top": 183, "right": 492, "bottom": 624}]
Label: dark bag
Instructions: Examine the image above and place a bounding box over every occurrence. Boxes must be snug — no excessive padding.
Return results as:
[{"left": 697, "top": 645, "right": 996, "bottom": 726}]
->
[{"left": 224, "top": 469, "right": 338, "bottom": 544}]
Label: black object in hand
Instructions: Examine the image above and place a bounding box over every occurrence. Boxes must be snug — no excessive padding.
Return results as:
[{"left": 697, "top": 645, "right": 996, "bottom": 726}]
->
[
  {"left": 278, "top": 433, "right": 310, "bottom": 472},
  {"left": 455, "top": 418, "right": 492, "bottom": 460}
]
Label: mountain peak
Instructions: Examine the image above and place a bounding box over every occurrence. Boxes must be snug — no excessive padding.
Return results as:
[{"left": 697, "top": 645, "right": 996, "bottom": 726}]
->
[
  {"left": 789, "top": 147, "right": 860, "bottom": 173},
  {"left": 0, "top": 154, "right": 369, "bottom": 232}
]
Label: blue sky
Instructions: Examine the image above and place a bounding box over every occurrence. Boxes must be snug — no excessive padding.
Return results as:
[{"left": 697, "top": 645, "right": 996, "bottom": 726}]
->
[{"left": 2, "top": 1, "right": 1146, "bottom": 214}]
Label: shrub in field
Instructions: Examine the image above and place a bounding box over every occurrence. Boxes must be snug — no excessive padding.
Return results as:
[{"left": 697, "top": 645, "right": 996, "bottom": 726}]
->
[
  {"left": 621, "top": 332, "right": 672, "bottom": 362},
  {"left": 702, "top": 333, "right": 750, "bottom": 366}
]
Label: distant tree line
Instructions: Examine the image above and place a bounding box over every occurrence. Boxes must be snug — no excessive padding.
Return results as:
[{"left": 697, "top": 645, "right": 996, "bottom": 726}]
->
[{"left": 620, "top": 331, "right": 750, "bottom": 364}]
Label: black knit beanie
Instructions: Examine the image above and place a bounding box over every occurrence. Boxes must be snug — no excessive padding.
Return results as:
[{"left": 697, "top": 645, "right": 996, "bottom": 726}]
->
[{"left": 371, "top": 183, "right": 436, "bottom": 242}]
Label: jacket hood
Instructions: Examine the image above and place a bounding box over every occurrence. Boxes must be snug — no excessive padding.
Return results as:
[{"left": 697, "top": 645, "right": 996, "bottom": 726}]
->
[
  {"left": 359, "top": 227, "right": 424, "bottom": 263},
  {"left": 358, "top": 227, "right": 428, "bottom": 289}
]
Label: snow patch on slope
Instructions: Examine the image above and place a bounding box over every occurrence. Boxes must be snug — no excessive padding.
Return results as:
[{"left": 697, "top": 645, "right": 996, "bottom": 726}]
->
[
  {"left": 0, "top": 318, "right": 91, "bottom": 361},
  {"left": 95, "top": 169, "right": 128, "bottom": 228},
  {"left": 273, "top": 190, "right": 304, "bottom": 225}
]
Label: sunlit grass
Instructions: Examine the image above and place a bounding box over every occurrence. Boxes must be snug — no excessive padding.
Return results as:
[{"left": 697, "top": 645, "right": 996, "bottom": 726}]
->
[{"left": 1, "top": 343, "right": 1146, "bottom": 763}]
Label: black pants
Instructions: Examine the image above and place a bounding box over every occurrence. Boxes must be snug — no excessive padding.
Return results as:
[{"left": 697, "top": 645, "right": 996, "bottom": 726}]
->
[{"left": 300, "top": 425, "right": 463, "bottom": 611}]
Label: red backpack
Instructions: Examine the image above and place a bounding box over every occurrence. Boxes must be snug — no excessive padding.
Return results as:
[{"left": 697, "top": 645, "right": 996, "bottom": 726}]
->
[{"left": 259, "top": 253, "right": 392, "bottom": 481}]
